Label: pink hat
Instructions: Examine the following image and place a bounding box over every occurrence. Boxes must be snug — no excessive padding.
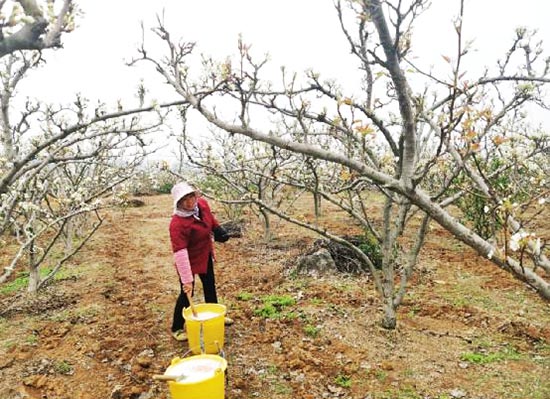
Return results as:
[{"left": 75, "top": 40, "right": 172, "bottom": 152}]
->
[{"left": 171, "top": 182, "right": 197, "bottom": 209}]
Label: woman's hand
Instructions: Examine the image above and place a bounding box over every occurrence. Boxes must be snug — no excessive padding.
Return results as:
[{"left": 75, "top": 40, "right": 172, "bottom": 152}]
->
[
  {"left": 213, "top": 226, "right": 230, "bottom": 242},
  {"left": 183, "top": 283, "right": 193, "bottom": 294}
]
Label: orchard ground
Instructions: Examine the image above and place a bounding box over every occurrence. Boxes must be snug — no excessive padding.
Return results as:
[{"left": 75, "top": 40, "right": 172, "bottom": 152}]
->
[{"left": 0, "top": 194, "right": 549, "bottom": 399}]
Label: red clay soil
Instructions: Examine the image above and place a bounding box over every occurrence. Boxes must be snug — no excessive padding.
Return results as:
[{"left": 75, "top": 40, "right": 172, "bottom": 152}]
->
[{"left": 0, "top": 194, "right": 548, "bottom": 399}]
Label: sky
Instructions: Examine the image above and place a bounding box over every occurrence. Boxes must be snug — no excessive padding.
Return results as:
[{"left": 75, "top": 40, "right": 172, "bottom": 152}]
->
[
  {"left": 16, "top": 0, "right": 550, "bottom": 160},
  {"left": 22, "top": 0, "right": 549, "bottom": 102},
  {"left": 22, "top": 0, "right": 351, "bottom": 105}
]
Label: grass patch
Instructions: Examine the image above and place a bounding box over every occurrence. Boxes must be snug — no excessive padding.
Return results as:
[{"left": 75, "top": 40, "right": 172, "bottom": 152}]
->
[
  {"left": 334, "top": 374, "right": 352, "bottom": 388},
  {"left": 460, "top": 346, "right": 522, "bottom": 364},
  {"left": 440, "top": 278, "right": 502, "bottom": 311},
  {"left": 406, "top": 304, "right": 421, "bottom": 318},
  {"left": 468, "top": 365, "right": 548, "bottom": 398},
  {"left": 272, "top": 381, "right": 292, "bottom": 394},
  {"left": 55, "top": 360, "right": 73, "bottom": 375},
  {"left": 374, "top": 370, "right": 388, "bottom": 382},
  {"left": 304, "top": 324, "right": 321, "bottom": 338},
  {"left": 236, "top": 291, "right": 254, "bottom": 301},
  {"left": 2, "top": 339, "right": 16, "bottom": 350},
  {"left": 0, "top": 272, "right": 29, "bottom": 294},
  {"left": 533, "top": 343, "right": 550, "bottom": 366},
  {"left": 25, "top": 333, "right": 39, "bottom": 345},
  {"left": 310, "top": 297, "right": 323, "bottom": 305},
  {"left": 402, "top": 368, "right": 415, "bottom": 377},
  {"left": 333, "top": 280, "right": 355, "bottom": 292},
  {"left": 493, "top": 374, "right": 550, "bottom": 399},
  {"left": 0, "top": 266, "right": 81, "bottom": 295},
  {"left": 49, "top": 303, "right": 103, "bottom": 323},
  {"left": 266, "top": 364, "right": 278, "bottom": 374},
  {"left": 254, "top": 294, "right": 296, "bottom": 319},
  {"left": 145, "top": 302, "right": 165, "bottom": 314}
]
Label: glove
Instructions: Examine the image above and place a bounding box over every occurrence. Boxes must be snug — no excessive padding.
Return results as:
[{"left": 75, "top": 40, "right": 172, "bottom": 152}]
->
[{"left": 213, "top": 226, "right": 230, "bottom": 242}]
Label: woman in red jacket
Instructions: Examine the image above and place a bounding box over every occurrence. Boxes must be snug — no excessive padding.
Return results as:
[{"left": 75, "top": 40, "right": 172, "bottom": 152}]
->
[{"left": 169, "top": 181, "right": 231, "bottom": 341}]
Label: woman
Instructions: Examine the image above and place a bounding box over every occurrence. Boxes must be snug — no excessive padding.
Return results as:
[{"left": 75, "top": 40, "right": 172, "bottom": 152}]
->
[{"left": 169, "top": 181, "right": 232, "bottom": 341}]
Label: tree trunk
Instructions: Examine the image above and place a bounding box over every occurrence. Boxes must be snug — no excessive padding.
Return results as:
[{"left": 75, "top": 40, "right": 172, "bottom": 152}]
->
[
  {"left": 381, "top": 292, "right": 397, "bottom": 329},
  {"left": 260, "top": 207, "right": 272, "bottom": 242},
  {"left": 27, "top": 241, "right": 39, "bottom": 294},
  {"left": 313, "top": 192, "right": 321, "bottom": 221},
  {"left": 380, "top": 260, "right": 397, "bottom": 329}
]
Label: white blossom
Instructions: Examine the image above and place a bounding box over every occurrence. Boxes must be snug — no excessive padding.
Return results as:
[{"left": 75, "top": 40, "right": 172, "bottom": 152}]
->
[
  {"left": 509, "top": 232, "right": 527, "bottom": 251},
  {"left": 509, "top": 231, "right": 535, "bottom": 252}
]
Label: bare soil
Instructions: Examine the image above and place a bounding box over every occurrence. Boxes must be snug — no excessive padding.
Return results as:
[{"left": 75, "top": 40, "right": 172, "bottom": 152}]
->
[{"left": 0, "top": 194, "right": 549, "bottom": 399}]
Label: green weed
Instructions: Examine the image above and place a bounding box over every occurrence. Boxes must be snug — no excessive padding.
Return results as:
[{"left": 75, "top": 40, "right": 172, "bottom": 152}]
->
[
  {"left": 473, "top": 338, "right": 494, "bottom": 349},
  {"left": 25, "top": 333, "right": 38, "bottom": 345},
  {"left": 402, "top": 368, "right": 415, "bottom": 377},
  {"left": 49, "top": 309, "right": 71, "bottom": 323},
  {"left": 304, "top": 324, "right": 320, "bottom": 338},
  {"left": 272, "top": 381, "right": 292, "bottom": 394},
  {"left": 0, "top": 266, "right": 80, "bottom": 295},
  {"left": 236, "top": 291, "right": 254, "bottom": 301},
  {"left": 264, "top": 294, "right": 295, "bottom": 307},
  {"left": 493, "top": 375, "right": 550, "bottom": 399},
  {"left": 49, "top": 304, "right": 103, "bottom": 323},
  {"left": 285, "top": 311, "right": 298, "bottom": 320},
  {"left": 0, "top": 272, "right": 29, "bottom": 294},
  {"left": 145, "top": 303, "right": 164, "bottom": 314},
  {"left": 334, "top": 374, "right": 352, "bottom": 388},
  {"left": 407, "top": 305, "right": 420, "bottom": 318},
  {"left": 254, "top": 303, "right": 280, "bottom": 319},
  {"left": 356, "top": 232, "right": 383, "bottom": 269},
  {"left": 254, "top": 294, "right": 296, "bottom": 319},
  {"left": 375, "top": 370, "right": 388, "bottom": 381},
  {"left": 310, "top": 297, "right": 323, "bottom": 305},
  {"left": 43, "top": 266, "right": 81, "bottom": 281},
  {"left": 2, "top": 339, "right": 16, "bottom": 350},
  {"left": 460, "top": 346, "right": 521, "bottom": 364},
  {"left": 55, "top": 360, "right": 73, "bottom": 375}
]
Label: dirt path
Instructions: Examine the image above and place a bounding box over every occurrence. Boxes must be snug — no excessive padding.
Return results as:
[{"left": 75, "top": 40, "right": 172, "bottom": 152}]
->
[{"left": 0, "top": 194, "right": 549, "bottom": 399}]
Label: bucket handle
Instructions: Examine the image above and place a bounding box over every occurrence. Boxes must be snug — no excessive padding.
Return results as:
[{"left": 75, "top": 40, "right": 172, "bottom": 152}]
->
[
  {"left": 186, "top": 293, "right": 198, "bottom": 318},
  {"left": 152, "top": 373, "right": 187, "bottom": 382},
  {"left": 199, "top": 322, "right": 205, "bottom": 353},
  {"left": 186, "top": 340, "right": 224, "bottom": 356}
]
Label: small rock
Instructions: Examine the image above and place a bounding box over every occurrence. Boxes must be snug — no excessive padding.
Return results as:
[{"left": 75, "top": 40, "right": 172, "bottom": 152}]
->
[
  {"left": 271, "top": 341, "right": 283, "bottom": 353},
  {"left": 137, "top": 348, "right": 154, "bottom": 358},
  {"left": 110, "top": 384, "right": 123, "bottom": 399},
  {"left": 450, "top": 388, "right": 467, "bottom": 398},
  {"left": 295, "top": 249, "right": 337, "bottom": 276},
  {"left": 327, "top": 384, "right": 342, "bottom": 394},
  {"left": 136, "top": 357, "right": 152, "bottom": 368}
]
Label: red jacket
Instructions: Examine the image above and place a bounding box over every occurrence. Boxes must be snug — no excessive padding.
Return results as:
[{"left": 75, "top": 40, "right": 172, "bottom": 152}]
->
[{"left": 169, "top": 197, "right": 221, "bottom": 274}]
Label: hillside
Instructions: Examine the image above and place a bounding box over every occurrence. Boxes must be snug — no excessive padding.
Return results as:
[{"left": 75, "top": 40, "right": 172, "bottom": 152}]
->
[{"left": 0, "top": 194, "right": 549, "bottom": 399}]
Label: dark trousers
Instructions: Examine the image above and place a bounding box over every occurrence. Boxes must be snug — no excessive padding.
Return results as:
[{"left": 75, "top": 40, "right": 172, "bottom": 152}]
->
[{"left": 171, "top": 254, "right": 217, "bottom": 332}]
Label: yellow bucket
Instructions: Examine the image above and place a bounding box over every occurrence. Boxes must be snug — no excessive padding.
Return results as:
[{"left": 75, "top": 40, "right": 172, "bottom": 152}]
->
[
  {"left": 165, "top": 354, "right": 227, "bottom": 399},
  {"left": 183, "top": 303, "right": 226, "bottom": 354}
]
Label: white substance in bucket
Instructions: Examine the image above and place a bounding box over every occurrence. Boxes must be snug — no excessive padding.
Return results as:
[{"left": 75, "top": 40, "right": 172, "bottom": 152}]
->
[
  {"left": 167, "top": 358, "right": 222, "bottom": 383},
  {"left": 188, "top": 310, "right": 219, "bottom": 321}
]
